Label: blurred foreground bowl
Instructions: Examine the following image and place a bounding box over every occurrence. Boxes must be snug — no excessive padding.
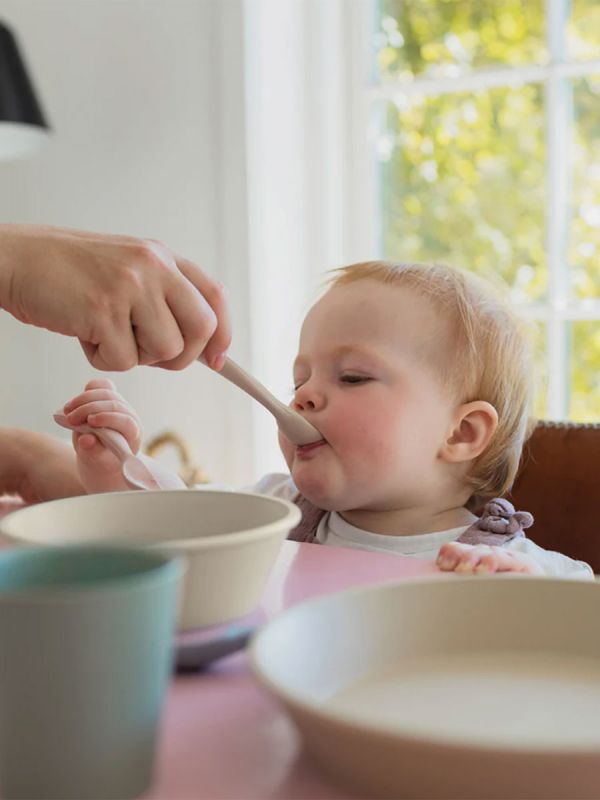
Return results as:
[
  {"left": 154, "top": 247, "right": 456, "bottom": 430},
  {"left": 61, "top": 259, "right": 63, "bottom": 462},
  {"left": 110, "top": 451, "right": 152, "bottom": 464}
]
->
[
  {"left": 251, "top": 576, "right": 600, "bottom": 800},
  {"left": 0, "top": 489, "right": 300, "bottom": 630}
]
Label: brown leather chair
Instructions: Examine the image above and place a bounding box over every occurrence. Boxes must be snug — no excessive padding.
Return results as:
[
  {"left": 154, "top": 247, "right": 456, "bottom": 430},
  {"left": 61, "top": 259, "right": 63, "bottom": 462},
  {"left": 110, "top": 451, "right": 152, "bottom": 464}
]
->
[{"left": 509, "top": 421, "right": 600, "bottom": 574}]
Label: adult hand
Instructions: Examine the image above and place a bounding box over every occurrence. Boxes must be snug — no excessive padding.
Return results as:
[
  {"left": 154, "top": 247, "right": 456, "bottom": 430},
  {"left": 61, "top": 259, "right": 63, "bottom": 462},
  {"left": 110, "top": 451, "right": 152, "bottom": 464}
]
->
[{"left": 0, "top": 224, "right": 231, "bottom": 371}]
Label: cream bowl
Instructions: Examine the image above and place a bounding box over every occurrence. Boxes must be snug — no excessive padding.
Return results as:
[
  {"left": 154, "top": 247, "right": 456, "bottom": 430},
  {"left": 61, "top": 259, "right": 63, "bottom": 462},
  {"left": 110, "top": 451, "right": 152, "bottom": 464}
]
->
[
  {"left": 251, "top": 576, "right": 600, "bottom": 800},
  {"left": 0, "top": 490, "right": 300, "bottom": 630}
]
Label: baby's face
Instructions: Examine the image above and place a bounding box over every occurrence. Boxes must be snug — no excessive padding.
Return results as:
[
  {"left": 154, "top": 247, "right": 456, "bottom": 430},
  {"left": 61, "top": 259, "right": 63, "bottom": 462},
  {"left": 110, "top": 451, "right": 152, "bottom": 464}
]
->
[{"left": 280, "top": 279, "right": 460, "bottom": 513}]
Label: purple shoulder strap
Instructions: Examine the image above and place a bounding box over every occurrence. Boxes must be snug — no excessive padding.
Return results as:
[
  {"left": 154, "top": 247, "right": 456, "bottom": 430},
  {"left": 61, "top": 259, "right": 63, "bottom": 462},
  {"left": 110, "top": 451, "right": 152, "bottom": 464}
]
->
[
  {"left": 287, "top": 495, "right": 324, "bottom": 543},
  {"left": 288, "top": 495, "right": 534, "bottom": 547}
]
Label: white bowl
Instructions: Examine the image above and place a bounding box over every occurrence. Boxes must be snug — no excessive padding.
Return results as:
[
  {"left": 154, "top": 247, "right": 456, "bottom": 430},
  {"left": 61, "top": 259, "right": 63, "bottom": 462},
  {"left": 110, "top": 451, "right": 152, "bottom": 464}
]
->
[
  {"left": 0, "top": 490, "right": 300, "bottom": 631},
  {"left": 251, "top": 576, "right": 600, "bottom": 799}
]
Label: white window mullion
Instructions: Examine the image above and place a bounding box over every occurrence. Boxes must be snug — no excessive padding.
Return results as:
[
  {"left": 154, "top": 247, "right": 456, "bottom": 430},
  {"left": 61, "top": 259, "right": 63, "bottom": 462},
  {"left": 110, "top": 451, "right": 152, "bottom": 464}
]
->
[
  {"left": 347, "top": 0, "right": 379, "bottom": 259},
  {"left": 545, "top": 0, "right": 570, "bottom": 419},
  {"left": 372, "top": 58, "right": 600, "bottom": 101}
]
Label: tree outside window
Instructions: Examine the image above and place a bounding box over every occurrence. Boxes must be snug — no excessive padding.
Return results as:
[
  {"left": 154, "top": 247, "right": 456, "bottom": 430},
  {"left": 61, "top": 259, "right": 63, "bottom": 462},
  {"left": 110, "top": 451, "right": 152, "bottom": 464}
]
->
[{"left": 371, "top": 0, "right": 600, "bottom": 420}]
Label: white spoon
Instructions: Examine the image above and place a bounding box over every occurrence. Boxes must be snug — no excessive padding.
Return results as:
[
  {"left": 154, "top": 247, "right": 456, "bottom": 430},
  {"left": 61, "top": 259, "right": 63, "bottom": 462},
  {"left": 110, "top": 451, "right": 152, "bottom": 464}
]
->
[
  {"left": 53, "top": 413, "right": 178, "bottom": 491},
  {"left": 201, "top": 356, "right": 322, "bottom": 446}
]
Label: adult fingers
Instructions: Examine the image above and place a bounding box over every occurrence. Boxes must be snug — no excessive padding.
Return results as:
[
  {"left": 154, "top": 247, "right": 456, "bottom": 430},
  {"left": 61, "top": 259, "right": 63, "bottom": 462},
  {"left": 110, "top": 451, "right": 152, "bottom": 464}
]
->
[
  {"left": 150, "top": 284, "right": 216, "bottom": 370},
  {"left": 120, "top": 247, "right": 219, "bottom": 370},
  {"left": 169, "top": 256, "right": 231, "bottom": 370},
  {"left": 79, "top": 320, "right": 140, "bottom": 372},
  {"left": 129, "top": 291, "right": 186, "bottom": 367}
]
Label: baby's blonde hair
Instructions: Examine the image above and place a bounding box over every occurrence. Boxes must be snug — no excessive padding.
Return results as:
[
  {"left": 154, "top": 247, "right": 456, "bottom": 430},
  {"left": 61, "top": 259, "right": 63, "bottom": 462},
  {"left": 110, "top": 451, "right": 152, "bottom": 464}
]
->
[{"left": 329, "top": 261, "right": 536, "bottom": 504}]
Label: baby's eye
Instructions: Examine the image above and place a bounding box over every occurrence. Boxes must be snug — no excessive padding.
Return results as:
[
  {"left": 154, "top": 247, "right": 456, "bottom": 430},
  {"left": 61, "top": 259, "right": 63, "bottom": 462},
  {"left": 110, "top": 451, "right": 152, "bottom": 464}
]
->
[{"left": 340, "top": 374, "right": 371, "bottom": 385}]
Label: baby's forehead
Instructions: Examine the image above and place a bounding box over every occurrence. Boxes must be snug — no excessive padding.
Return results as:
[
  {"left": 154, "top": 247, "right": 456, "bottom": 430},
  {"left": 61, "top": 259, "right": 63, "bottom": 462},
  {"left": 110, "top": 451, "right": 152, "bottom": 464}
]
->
[
  {"left": 299, "top": 280, "right": 456, "bottom": 363},
  {"left": 303, "top": 280, "right": 449, "bottom": 338}
]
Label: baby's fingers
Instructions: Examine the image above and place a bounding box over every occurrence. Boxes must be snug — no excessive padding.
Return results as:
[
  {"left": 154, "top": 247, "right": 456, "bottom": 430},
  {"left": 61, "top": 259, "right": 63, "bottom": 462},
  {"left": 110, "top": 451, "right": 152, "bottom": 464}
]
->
[
  {"left": 61, "top": 379, "right": 113, "bottom": 413},
  {"left": 437, "top": 542, "right": 472, "bottom": 571},
  {"left": 481, "top": 549, "right": 544, "bottom": 575},
  {"left": 86, "top": 411, "right": 142, "bottom": 454},
  {"left": 474, "top": 549, "right": 505, "bottom": 574},
  {"left": 437, "top": 543, "right": 544, "bottom": 576},
  {"left": 84, "top": 378, "right": 116, "bottom": 391},
  {"left": 64, "top": 398, "right": 139, "bottom": 428},
  {"left": 72, "top": 430, "right": 119, "bottom": 469},
  {"left": 63, "top": 388, "right": 132, "bottom": 416},
  {"left": 437, "top": 542, "right": 497, "bottom": 574}
]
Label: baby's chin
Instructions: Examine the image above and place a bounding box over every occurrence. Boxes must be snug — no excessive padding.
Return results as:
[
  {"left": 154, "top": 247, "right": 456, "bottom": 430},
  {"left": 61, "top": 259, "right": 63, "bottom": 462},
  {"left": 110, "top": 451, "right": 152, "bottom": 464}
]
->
[{"left": 291, "top": 472, "right": 346, "bottom": 511}]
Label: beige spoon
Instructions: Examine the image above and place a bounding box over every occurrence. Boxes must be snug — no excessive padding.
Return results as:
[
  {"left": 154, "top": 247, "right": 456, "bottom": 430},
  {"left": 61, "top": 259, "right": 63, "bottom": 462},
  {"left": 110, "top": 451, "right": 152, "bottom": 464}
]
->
[
  {"left": 54, "top": 413, "right": 166, "bottom": 491},
  {"left": 201, "top": 356, "right": 322, "bottom": 446}
]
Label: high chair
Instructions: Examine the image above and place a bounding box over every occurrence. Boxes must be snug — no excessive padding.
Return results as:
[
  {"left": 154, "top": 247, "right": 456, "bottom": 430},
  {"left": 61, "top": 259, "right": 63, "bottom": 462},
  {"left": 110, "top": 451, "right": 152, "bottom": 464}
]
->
[
  {"left": 509, "top": 421, "right": 600, "bottom": 574},
  {"left": 144, "top": 431, "right": 209, "bottom": 487}
]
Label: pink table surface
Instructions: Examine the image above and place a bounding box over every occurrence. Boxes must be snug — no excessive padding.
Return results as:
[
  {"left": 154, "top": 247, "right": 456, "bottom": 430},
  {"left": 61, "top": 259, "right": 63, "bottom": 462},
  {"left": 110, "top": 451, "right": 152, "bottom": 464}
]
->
[
  {"left": 0, "top": 498, "right": 439, "bottom": 799},
  {"left": 148, "top": 540, "right": 439, "bottom": 800}
]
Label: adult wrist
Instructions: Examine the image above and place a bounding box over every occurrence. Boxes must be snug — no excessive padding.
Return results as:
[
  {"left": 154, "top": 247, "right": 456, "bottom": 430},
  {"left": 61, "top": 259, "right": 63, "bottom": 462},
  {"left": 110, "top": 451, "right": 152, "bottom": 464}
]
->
[
  {"left": 0, "top": 224, "right": 25, "bottom": 314},
  {"left": 0, "top": 428, "right": 29, "bottom": 495}
]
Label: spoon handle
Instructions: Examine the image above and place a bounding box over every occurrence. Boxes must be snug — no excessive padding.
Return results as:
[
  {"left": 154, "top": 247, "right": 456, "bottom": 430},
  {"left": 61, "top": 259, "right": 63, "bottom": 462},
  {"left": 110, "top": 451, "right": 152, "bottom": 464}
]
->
[
  {"left": 198, "top": 356, "right": 321, "bottom": 445},
  {"left": 218, "top": 358, "right": 288, "bottom": 417}
]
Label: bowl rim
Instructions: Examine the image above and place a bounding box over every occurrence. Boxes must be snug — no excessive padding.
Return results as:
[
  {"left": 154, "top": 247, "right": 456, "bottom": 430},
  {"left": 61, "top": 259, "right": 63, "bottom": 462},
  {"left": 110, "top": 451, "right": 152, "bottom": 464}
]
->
[
  {"left": 249, "top": 574, "right": 600, "bottom": 757},
  {"left": 0, "top": 489, "right": 302, "bottom": 551}
]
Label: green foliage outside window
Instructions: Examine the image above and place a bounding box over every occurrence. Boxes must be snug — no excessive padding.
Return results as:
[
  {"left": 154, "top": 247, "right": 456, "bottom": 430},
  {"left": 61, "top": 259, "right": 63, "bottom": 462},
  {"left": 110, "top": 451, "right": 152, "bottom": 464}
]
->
[{"left": 375, "top": 0, "right": 600, "bottom": 421}]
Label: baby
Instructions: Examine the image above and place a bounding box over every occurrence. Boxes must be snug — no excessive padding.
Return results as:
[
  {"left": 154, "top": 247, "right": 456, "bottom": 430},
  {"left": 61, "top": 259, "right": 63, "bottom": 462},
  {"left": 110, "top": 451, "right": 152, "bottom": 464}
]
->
[{"left": 60, "top": 261, "right": 593, "bottom": 579}]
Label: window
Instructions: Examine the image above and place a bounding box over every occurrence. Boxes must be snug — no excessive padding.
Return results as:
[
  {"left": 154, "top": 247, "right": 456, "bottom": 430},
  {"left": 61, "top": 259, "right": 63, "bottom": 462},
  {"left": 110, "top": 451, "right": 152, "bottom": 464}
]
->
[{"left": 366, "top": 0, "right": 600, "bottom": 420}]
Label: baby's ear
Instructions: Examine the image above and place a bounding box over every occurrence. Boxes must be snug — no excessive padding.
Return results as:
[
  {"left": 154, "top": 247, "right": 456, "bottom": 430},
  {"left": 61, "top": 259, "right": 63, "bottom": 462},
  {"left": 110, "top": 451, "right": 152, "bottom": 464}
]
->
[{"left": 439, "top": 401, "right": 498, "bottom": 464}]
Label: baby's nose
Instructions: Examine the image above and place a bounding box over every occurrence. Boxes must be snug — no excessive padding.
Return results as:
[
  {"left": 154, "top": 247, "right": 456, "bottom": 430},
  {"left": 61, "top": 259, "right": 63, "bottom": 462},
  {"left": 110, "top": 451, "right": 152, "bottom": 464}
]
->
[
  {"left": 294, "top": 397, "right": 316, "bottom": 411},
  {"left": 294, "top": 384, "right": 326, "bottom": 412}
]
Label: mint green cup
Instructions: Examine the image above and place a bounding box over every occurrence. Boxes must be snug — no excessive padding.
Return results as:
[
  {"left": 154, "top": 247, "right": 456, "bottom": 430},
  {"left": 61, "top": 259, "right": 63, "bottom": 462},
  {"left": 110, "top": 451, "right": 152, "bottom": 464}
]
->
[{"left": 0, "top": 545, "right": 182, "bottom": 800}]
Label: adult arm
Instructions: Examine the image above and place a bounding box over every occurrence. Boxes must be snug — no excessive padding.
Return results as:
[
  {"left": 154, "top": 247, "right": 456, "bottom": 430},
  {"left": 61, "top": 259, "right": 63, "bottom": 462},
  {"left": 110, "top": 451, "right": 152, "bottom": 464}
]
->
[
  {"left": 0, "top": 427, "right": 84, "bottom": 503},
  {"left": 0, "top": 224, "right": 231, "bottom": 371}
]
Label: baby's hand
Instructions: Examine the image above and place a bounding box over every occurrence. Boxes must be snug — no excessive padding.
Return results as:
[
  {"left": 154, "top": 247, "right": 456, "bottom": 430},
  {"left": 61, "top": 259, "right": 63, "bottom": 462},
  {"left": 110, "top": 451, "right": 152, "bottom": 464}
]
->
[
  {"left": 436, "top": 541, "right": 544, "bottom": 576},
  {"left": 60, "top": 378, "right": 143, "bottom": 494}
]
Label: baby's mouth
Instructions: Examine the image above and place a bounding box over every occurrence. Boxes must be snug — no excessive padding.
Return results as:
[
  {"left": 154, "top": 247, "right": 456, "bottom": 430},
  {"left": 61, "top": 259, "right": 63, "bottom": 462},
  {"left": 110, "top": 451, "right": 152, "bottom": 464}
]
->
[{"left": 296, "top": 438, "right": 327, "bottom": 456}]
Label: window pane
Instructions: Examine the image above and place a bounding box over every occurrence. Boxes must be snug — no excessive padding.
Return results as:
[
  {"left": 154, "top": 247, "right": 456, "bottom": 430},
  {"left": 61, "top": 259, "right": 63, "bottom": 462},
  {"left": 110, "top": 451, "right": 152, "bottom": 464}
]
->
[
  {"left": 378, "top": 85, "right": 546, "bottom": 298},
  {"left": 568, "top": 0, "right": 600, "bottom": 61},
  {"left": 570, "top": 74, "right": 600, "bottom": 300},
  {"left": 569, "top": 322, "right": 600, "bottom": 421},
  {"left": 375, "top": 0, "right": 546, "bottom": 80},
  {"left": 529, "top": 320, "right": 548, "bottom": 420}
]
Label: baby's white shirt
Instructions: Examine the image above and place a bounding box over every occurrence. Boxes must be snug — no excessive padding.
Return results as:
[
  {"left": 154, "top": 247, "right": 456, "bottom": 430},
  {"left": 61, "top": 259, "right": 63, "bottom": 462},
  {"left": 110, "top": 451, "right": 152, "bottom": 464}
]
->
[{"left": 251, "top": 473, "right": 594, "bottom": 581}]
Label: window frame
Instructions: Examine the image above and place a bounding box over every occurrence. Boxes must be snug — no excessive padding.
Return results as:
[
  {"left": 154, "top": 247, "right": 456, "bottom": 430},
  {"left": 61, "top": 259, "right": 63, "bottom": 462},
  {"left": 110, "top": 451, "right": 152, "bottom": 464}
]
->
[{"left": 351, "top": 0, "right": 600, "bottom": 419}]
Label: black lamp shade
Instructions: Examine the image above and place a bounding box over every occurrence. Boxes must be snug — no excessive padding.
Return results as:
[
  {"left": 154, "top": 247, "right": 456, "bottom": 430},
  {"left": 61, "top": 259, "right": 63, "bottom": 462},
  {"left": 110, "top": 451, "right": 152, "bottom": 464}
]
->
[{"left": 0, "top": 20, "right": 50, "bottom": 160}]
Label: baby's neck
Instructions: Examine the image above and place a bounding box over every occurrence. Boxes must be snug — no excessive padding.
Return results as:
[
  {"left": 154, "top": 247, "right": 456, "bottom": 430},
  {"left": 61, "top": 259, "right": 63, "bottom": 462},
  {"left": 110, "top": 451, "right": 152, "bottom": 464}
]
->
[{"left": 338, "top": 502, "right": 478, "bottom": 537}]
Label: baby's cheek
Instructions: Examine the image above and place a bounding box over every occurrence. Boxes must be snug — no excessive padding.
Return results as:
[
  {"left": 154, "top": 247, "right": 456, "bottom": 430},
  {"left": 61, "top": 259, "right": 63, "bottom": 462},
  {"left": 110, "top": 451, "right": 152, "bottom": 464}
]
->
[
  {"left": 278, "top": 430, "right": 295, "bottom": 470},
  {"left": 334, "top": 410, "right": 392, "bottom": 459}
]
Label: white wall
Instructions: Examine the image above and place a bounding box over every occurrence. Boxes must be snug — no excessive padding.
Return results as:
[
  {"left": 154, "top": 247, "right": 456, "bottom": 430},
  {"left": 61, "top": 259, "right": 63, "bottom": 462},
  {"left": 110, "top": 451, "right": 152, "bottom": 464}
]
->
[
  {"left": 0, "top": 0, "right": 367, "bottom": 487},
  {"left": 0, "top": 0, "right": 255, "bottom": 485}
]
